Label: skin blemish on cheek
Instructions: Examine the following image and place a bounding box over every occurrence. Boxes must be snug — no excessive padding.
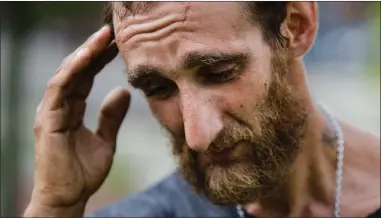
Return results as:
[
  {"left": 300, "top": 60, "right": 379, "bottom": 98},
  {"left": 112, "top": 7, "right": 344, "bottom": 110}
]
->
[{"left": 240, "top": 104, "right": 243, "bottom": 108}]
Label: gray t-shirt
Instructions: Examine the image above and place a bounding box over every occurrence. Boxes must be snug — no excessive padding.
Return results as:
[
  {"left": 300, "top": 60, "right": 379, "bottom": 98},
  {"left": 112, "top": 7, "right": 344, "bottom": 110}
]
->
[
  {"left": 91, "top": 171, "right": 238, "bottom": 217},
  {"left": 91, "top": 171, "right": 381, "bottom": 218}
]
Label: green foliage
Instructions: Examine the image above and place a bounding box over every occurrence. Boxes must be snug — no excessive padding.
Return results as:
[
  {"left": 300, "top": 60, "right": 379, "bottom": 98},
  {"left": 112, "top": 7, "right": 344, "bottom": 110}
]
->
[
  {"left": 30, "top": 2, "right": 102, "bottom": 21},
  {"left": 365, "top": 2, "right": 381, "bottom": 87},
  {"left": 1, "top": 2, "right": 103, "bottom": 38}
]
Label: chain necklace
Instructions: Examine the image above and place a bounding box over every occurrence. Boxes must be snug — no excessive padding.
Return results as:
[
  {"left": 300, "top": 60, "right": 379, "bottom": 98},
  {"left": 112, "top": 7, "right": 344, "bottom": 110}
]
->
[{"left": 236, "top": 106, "right": 344, "bottom": 218}]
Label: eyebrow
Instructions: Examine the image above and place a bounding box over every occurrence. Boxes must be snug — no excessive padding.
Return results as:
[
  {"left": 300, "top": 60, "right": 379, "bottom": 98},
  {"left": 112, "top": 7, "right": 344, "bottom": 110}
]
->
[
  {"left": 127, "top": 65, "right": 164, "bottom": 88},
  {"left": 127, "top": 51, "right": 249, "bottom": 87},
  {"left": 182, "top": 51, "right": 249, "bottom": 69}
]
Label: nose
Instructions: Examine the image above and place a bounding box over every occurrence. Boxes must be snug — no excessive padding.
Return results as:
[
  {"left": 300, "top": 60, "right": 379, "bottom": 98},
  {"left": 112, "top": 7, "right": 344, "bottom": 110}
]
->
[{"left": 180, "top": 87, "right": 223, "bottom": 152}]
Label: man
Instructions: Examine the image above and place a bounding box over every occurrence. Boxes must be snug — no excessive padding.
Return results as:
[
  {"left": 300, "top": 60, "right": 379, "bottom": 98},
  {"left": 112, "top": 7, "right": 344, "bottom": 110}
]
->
[{"left": 23, "top": 2, "right": 380, "bottom": 217}]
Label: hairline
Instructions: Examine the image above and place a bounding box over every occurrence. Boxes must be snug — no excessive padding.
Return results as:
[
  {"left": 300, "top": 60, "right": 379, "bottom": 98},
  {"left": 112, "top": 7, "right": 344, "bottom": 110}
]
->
[{"left": 106, "top": 2, "right": 259, "bottom": 29}]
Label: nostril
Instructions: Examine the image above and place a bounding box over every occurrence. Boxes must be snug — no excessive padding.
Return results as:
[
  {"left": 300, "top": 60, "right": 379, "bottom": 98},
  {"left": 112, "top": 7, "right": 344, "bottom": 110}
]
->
[
  {"left": 187, "top": 143, "right": 209, "bottom": 152},
  {"left": 207, "top": 145, "right": 226, "bottom": 153}
]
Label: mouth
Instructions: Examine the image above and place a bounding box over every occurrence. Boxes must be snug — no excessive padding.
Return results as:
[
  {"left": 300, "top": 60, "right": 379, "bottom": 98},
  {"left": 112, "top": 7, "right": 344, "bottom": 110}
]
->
[{"left": 204, "top": 141, "right": 246, "bottom": 164}]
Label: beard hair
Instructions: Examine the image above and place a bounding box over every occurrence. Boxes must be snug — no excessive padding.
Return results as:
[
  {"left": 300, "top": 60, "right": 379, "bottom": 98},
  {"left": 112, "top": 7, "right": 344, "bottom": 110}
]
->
[{"left": 167, "top": 49, "right": 309, "bottom": 205}]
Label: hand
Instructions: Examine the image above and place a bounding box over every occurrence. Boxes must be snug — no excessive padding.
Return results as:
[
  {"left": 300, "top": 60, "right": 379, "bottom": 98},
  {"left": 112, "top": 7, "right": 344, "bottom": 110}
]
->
[{"left": 26, "top": 25, "right": 130, "bottom": 213}]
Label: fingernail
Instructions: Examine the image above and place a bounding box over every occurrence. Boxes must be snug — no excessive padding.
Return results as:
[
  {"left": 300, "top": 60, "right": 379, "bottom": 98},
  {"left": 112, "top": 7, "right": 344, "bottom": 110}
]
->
[
  {"left": 90, "top": 26, "right": 109, "bottom": 40},
  {"left": 98, "top": 25, "right": 110, "bottom": 34}
]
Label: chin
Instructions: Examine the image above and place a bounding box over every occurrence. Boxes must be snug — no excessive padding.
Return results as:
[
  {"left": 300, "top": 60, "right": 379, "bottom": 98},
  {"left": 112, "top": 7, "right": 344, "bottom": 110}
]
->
[{"left": 201, "top": 162, "right": 267, "bottom": 205}]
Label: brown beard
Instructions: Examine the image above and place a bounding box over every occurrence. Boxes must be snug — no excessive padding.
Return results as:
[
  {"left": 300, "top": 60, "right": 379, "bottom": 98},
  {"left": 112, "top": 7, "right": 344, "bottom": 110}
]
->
[{"left": 167, "top": 50, "right": 308, "bottom": 205}]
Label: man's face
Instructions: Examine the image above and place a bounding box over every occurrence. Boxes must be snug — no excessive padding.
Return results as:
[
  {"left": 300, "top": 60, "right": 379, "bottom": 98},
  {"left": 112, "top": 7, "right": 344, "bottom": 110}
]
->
[{"left": 114, "top": 2, "right": 308, "bottom": 204}]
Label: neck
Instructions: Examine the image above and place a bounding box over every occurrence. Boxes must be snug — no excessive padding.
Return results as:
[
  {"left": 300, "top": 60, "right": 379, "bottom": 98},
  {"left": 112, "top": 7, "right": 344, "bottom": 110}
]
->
[{"left": 245, "top": 58, "right": 339, "bottom": 217}]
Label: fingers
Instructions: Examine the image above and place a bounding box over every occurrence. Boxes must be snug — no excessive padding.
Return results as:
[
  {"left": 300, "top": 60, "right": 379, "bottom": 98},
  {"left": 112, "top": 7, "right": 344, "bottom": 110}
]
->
[
  {"left": 34, "top": 102, "right": 70, "bottom": 136},
  {"left": 67, "top": 99, "right": 86, "bottom": 129},
  {"left": 86, "top": 41, "right": 119, "bottom": 77},
  {"left": 244, "top": 203, "right": 263, "bottom": 217},
  {"left": 74, "top": 41, "right": 119, "bottom": 100},
  {"left": 43, "top": 25, "right": 113, "bottom": 111},
  {"left": 96, "top": 88, "right": 130, "bottom": 149}
]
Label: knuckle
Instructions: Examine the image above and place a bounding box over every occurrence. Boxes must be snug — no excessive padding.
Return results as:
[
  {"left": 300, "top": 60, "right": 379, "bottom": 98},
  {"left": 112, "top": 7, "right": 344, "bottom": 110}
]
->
[
  {"left": 61, "top": 56, "right": 72, "bottom": 67},
  {"left": 33, "top": 120, "right": 42, "bottom": 135},
  {"left": 56, "top": 56, "right": 70, "bottom": 74},
  {"left": 46, "top": 78, "right": 58, "bottom": 89},
  {"left": 80, "top": 47, "right": 93, "bottom": 61}
]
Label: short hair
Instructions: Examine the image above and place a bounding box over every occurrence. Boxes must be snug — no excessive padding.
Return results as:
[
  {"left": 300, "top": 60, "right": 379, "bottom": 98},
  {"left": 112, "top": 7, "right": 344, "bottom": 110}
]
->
[{"left": 103, "top": 2, "right": 288, "bottom": 47}]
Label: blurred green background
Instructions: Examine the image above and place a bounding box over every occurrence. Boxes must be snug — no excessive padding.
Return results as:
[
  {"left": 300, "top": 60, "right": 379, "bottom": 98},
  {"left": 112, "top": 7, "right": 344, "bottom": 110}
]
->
[{"left": 0, "top": 2, "right": 380, "bottom": 216}]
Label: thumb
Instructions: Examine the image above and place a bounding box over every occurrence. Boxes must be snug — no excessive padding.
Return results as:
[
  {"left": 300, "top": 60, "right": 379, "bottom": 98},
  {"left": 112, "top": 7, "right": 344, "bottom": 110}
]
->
[{"left": 96, "top": 87, "right": 130, "bottom": 149}]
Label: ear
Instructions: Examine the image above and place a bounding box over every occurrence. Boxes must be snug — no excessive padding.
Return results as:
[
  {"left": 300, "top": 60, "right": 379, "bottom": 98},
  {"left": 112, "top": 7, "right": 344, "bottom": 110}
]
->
[{"left": 280, "top": 2, "right": 318, "bottom": 58}]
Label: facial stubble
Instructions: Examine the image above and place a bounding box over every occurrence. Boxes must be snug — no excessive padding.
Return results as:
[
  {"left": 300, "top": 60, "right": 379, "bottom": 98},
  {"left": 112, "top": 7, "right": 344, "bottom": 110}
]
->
[{"left": 168, "top": 51, "right": 308, "bottom": 205}]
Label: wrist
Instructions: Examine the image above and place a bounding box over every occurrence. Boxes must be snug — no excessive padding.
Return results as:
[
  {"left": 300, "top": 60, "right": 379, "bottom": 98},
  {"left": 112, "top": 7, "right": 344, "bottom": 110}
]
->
[{"left": 23, "top": 199, "right": 86, "bottom": 217}]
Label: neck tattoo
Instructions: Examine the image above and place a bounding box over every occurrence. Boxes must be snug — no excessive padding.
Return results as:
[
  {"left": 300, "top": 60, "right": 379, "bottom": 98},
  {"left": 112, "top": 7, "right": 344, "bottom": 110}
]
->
[{"left": 236, "top": 105, "right": 345, "bottom": 218}]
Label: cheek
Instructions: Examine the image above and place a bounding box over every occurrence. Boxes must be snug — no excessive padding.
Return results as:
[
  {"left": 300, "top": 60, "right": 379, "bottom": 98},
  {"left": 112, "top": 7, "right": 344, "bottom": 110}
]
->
[
  {"left": 149, "top": 96, "right": 183, "bottom": 132},
  {"left": 222, "top": 65, "right": 270, "bottom": 124}
]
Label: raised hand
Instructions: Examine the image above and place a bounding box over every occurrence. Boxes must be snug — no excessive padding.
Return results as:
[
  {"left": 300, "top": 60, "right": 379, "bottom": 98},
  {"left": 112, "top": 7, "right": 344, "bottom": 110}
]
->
[{"left": 24, "top": 25, "right": 130, "bottom": 217}]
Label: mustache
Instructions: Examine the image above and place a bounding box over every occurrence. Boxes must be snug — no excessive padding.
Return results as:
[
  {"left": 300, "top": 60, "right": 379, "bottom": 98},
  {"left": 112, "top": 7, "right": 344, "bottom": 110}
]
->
[
  {"left": 170, "top": 120, "right": 261, "bottom": 154},
  {"left": 207, "top": 123, "right": 255, "bottom": 153}
]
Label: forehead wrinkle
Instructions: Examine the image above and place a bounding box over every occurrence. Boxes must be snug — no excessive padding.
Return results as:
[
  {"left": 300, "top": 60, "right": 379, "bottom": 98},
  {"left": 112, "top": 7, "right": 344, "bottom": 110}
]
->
[
  {"left": 113, "top": 3, "right": 191, "bottom": 51},
  {"left": 118, "top": 2, "right": 252, "bottom": 86}
]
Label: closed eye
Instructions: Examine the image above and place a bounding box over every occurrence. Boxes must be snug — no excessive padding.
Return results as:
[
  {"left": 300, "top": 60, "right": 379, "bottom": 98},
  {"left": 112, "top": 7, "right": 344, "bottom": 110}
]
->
[
  {"left": 140, "top": 76, "right": 176, "bottom": 100},
  {"left": 200, "top": 61, "right": 241, "bottom": 84}
]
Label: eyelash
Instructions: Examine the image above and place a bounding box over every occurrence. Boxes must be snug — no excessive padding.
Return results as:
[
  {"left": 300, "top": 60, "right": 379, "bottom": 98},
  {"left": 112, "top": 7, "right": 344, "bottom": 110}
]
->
[
  {"left": 142, "top": 64, "right": 241, "bottom": 100},
  {"left": 206, "top": 68, "right": 236, "bottom": 82},
  {"left": 203, "top": 64, "right": 241, "bottom": 84},
  {"left": 144, "top": 81, "right": 176, "bottom": 100},
  {"left": 146, "top": 86, "right": 173, "bottom": 98}
]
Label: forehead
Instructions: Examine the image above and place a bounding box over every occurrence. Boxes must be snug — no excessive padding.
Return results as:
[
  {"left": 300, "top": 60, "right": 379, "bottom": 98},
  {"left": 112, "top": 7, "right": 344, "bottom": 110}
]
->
[
  {"left": 112, "top": 2, "right": 246, "bottom": 24},
  {"left": 113, "top": 2, "right": 256, "bottom": 73}
]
